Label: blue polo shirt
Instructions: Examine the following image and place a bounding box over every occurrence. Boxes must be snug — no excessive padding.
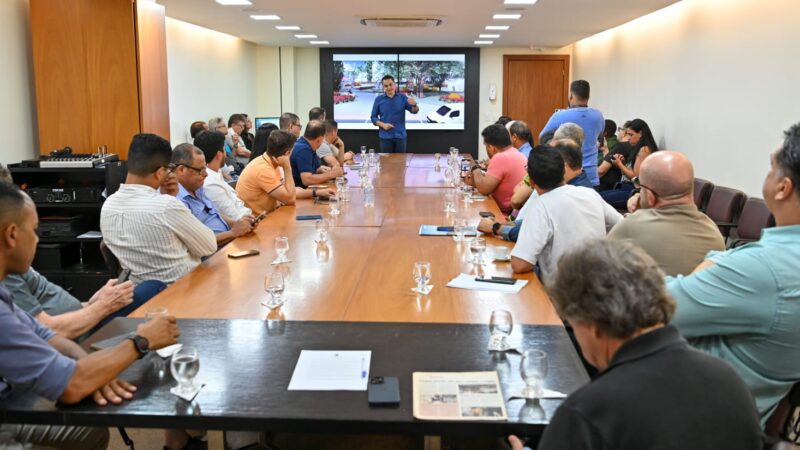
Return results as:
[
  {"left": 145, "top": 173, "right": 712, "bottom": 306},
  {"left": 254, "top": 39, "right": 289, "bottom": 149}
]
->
[
  {"left": 290, "top": 136, "right": 321, "bottom": 189},
  {"left": 0, "top": 284, "right": 76, "bottom": 401},
  {"left": 177, "top": 184, "right": 230, "bottom": 234},
  {"left": 518, "top": 142, "right": 533, "bottom": 159},
  {"left": 540, "top": 106, "right": 605, "bottom": 186},
  {"left": 370, "top": 93, "right": 415, "bottom": 139}
]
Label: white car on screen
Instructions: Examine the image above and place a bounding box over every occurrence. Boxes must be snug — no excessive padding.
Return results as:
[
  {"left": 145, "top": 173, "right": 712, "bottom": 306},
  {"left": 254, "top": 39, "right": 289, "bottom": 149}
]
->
[{"left": 426, "top": 104, "right": 464, "bottom": 124}]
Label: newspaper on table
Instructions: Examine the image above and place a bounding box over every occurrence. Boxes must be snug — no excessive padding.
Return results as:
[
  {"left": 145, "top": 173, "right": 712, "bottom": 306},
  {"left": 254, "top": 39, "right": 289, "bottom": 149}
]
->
[{"left": 412, "top": 371, "right": 507, "bottom": 421}]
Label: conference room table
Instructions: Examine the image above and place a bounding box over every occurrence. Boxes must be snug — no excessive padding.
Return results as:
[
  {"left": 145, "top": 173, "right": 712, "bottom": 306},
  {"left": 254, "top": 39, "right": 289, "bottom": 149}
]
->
[{"left": 0, "top": 153, "right": 588, "bottom": 442}]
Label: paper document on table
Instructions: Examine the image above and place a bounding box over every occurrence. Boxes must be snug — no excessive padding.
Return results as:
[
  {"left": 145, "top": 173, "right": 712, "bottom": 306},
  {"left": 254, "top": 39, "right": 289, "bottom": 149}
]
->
[
  {"left": 418, "top": 225, "right": 478, "bottom": 237},
  {"left": 446, "top": 273, "right": 528, "bottom": 293},
  {"left": 413, "top": 371, "right": 507, "bottom": 421},
  {"left": 288, "top": 350, "right": 371, "bottom": 391}
]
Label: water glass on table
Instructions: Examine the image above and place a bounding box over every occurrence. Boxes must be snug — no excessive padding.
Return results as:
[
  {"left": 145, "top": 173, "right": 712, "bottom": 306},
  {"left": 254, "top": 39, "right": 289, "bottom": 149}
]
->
[
  {"left": 443, "top": 190, "right": 456, "bottom": 213},
  {"left": 469, "top": 237, "right": 487, "bottom": 264},
  {"left": 263, "top": 272, "right": 286, "bottom": 309},
  {"left": 453, "top": 218, "right": 467, "bottom": 242},
  {"left": 413, "top": 261, "right": 432, "bottom": 295},
  {"left": 329, "top": 193, "right": 341, "bottom": 216},
  {"left": 144, "top": 307, "right": 168, "bottom": 321},
  {"left": 170, "top": 346, "right": 200, "bottom": 396},
  {"left": 521, "top": 350, "right": 548, "bottom": 399},
  {"left": 274, "top": 236, "right": 290, "bottom": 263},
  {"left": 315, "top": 219, "right": 329, "bottom": 243},
  {"left": 488, "top": 309, "right": 513, "bottom": 351}
]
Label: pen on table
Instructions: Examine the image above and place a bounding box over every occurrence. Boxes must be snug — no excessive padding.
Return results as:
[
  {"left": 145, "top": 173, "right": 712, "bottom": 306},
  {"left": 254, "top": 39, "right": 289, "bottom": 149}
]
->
[{"left": 361, "top": 357, "right": 367, "bottom": 379}]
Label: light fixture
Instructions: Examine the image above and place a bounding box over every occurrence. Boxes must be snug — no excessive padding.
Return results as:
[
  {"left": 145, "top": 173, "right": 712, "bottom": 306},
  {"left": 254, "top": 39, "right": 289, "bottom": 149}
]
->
[
  {"left": 215, "top": 0, "right": 252, "bottom": 5},
  {"left": 504, "top": 0, "right": 538, "bottom": 4},
  {"left": 479, "top": 34, "right": 500, "bottom": 38},
  {"left": 493, "top": 14, "right": 522, "bottom": 19},
  {"left": 485, "top": 25, "right": 510, "bottom": 30},
  {"left": 276, "top": 25, "right": 301, "bottom": 31},
  {"left": 310, "top": 40, "right": 330, "bottom": 45},
  {"left": 474, "top": 40, "right": 494, "bottom": 45},
  {"left": 295, "top": 34, "right": 318, "bottom": 39},
  {"left": 250, "top": 15, "right": 280, "bottom": 20}
]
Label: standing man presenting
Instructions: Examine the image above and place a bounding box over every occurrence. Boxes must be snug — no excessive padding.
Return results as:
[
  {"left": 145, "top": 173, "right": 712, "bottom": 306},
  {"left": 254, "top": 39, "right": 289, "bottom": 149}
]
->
[
  {"left": 540, "top": 80, "right": 604, "bottom": 186},
  {"left": 370, "top": 75, "right": 419, "bottom": 153}
]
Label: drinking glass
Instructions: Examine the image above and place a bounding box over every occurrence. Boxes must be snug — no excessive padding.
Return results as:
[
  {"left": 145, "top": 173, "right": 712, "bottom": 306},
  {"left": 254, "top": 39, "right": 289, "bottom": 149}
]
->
[
  {"left": 329, "top": 193, "right": 341, "bottom": 215},
  {"left": 413, "top": 261, "right": 432, "bottom": 294},
  {"left": 460, "top": 184, "right": 473, "bottom": 204},
  {"left": 521, "top": 350, "right": 548, "bottom": 399},
  {"left": 144, "top": 307, "right": 168, "bottom": 322},
  {"left": 453, "top": 218, "right": 467, "bottom": 242},
  {"left": 434, "top": 153, "right": 441, "bottom": 166},
  {"left": 488, "top": 309, "right": 513, "bottom": 351},
  {"left": 443, "top": 190, "right": 456, "bottom": 213},
  {"left": 469, "top": 237, "right": 487, "bottom": 264},
  {"left": 170, "top": 346, "right": 199, "bottom": 395},
  {"left": 274, "top": 236, "right": 289, "bottom": 263},
  {"left": 449, "top": 147, "right": 459, "bottom": 160},
  {"left": 315, "top": 219, "right": 329, "bottom": 243},
  {"left": 263, "top": 272, "right": 286, "bottom": 309},
  {"left": 360, "top": 146, "right": 366, "bottom": 161},
  {"left": 335, "top": 176, "right": 346, "bottom": 192}
]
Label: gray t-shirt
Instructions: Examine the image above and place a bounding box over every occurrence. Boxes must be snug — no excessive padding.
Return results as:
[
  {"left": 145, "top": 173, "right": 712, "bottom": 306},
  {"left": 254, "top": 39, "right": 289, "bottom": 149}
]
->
[
  {"left": 0, "top": 268, "right": 82, "bottom": 317},
  {"left": 316, "top": 141, "right": 338, "bottom": 162}
]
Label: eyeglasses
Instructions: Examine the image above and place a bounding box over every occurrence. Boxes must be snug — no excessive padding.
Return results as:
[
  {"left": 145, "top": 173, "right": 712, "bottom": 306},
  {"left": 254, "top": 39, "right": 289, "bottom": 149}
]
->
[
  {"left": 292, "top": 122, "right": 303, "bottom": 129},
  {"left": 632, "top": 176, "right": 660, "bottom": 197},
  {"left": 178, "top": 163, "right": 207, "bottom": 175}
]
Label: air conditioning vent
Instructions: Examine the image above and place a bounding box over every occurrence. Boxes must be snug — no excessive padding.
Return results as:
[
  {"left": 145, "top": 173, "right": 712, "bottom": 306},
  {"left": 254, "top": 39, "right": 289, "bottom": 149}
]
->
[{"left": 360, "top": 17, "right": 443, "bottom": 28}]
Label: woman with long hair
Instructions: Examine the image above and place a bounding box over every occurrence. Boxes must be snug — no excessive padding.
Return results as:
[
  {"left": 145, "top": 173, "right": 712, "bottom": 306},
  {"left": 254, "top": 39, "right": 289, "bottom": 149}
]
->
[
  {"left": 248, "top": 123, "right": 279, "bottom": 162},
  {"left": 599, "top": 118, "right": 659, "bottom": 209}
]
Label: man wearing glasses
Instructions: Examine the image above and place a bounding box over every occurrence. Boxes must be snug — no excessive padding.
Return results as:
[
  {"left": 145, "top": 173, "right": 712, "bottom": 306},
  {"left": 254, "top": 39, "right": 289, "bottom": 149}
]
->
[
  {"left": 101, "top": 134, "right": 217, "bottom": 285},
  {"left": 280, "top": 112, "right": 303, "bottom": 138},
  {"left": 171, "top": 144, "right": 254, "bottom": 247},
  {"left": 607, "top": 151, "right": 724, "bottom": 276}
]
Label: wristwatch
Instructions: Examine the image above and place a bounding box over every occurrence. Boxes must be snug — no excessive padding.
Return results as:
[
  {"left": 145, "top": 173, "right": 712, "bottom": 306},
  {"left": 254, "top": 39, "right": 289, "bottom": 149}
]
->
[
  {"left": 492, "top": 222, "right": 502, "bottom": 235},
  {"left": 127, "top": 334, "right": 150, "bottom": 359},
  {"left": 311, "top": 188, "right": 318, "bottom": 198}
]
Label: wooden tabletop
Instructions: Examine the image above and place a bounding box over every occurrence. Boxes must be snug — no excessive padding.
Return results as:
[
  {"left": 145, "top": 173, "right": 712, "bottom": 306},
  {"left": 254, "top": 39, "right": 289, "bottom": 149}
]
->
[{"left": 134, "top": 154, "right": 561, "bottom": 325}]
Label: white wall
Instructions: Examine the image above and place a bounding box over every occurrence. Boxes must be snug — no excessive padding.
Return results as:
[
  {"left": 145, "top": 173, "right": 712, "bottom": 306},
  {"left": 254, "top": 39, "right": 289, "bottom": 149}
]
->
[
  {"left": 293, "top": 48, "right": 322, "bottom": 121},
  {"left": 477, "top": 46, "right": 573, "bottom": 158},
  {"left": 572, "top": 0, "right": 800, "bottom": 196},
  {"left": 0, "top": 0, "right": 38, "bottom": 166},
  {"left": 165, "top": 17, "right": 258, "bottom": 145}
]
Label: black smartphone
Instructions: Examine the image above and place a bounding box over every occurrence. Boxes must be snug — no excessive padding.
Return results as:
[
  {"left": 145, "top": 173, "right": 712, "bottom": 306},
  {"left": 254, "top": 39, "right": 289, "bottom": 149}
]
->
[
  {"left": 475, "top": 276, "right": 517, "bottom": 285},
  {"left": 436, "top": 226, "right": 455, "bottom": 232},
  {"left": 297, "top": 215, "right": 324, "bottom": 221},
  {"left": 228, "top": 249, "right": 260, "bottom": 259},
  {"left": 460, "top": 159, "right": 471, "bottom": 173},
  {"left": 252, "top": 212, "right": 267, "bottom": 226},
  {"left": 314, "top": 195, "right": 331, "bottom": 204},
  {"left": 479, "top": 211, "right": 495, "bottom": 218},
  {"left": 368, "top": 376, "right": 400, "bottom": 406},
  {"left": 116, "top": 268, "right": 131, "bottom": 285}
]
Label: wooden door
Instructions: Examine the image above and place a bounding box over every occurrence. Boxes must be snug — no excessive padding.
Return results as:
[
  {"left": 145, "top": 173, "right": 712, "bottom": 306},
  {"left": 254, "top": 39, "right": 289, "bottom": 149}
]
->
[{"left": 503, "top": 55, "right": 569, "bottom": 145}]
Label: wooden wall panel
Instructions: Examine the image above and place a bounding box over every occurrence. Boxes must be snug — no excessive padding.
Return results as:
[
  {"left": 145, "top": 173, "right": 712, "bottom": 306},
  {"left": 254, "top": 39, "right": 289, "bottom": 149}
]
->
[{"left": 135, "top": 0, "right": 171, "bottom": 141}]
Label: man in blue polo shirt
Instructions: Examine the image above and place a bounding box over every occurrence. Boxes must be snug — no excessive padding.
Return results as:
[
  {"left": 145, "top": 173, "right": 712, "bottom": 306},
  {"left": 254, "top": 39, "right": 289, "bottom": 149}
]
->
[
  {"left": 290, "top": 120, "right": 343, "bottom": 189},
  {"left": 171, "top": 143, "right": 254, "bottom": 247},
  {"left": 540, "top": 80, "right": 604, "bottom": 186},
  {"left": 370, "top": 75, "right": 420, "bottom": 153}
]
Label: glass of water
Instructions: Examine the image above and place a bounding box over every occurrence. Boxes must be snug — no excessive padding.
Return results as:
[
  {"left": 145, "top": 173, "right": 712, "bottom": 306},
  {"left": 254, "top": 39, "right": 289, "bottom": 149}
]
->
[
  {"left": 434, "top": 153, "right": 441, "bottom": 166},
  {"left": 469, "top": 237, "right": 487, "bottom": 264},
  {"left": 315, "top": 219, "right": 329, "bottom": 243},
  {"left": 329, "top": 193, "right": 341, "bottom": 215},
  {"left": 521, "top": 350, "right": 548, "bottom": 399},
  {"left": 489, "top": 309, "right": 513, "bottom": 351},
  {"left": 144, "top": 307, "right": 168, "bottom": 322},
  {"left": 360, "top": 145, "right": 366, "bottom": 161},
  {"left": 413, "top": 261, "right": 432, "bottom": 295},
  {"left": 444, "top": 190, "right": 456, "bottom": 213},
  {"left": 274, "top": 236, "right": 289, "bottom": 263},
  {"left": 453, "top": 218, "right": 467, "bottom": 242},
  {"left": 263, "top": 272, "right": 286, "bottom": 309},
  {"left": 335, "top": 176, "right": 346, "bottom": 192},
  {"left": 170, "top": 346, "right": 199, "bottom": 395}
]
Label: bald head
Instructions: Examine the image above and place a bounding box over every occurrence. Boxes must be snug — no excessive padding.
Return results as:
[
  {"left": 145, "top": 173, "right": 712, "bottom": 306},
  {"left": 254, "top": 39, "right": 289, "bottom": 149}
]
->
[{"left": 639, "top": 151, "right": 694, "bottom": 203}]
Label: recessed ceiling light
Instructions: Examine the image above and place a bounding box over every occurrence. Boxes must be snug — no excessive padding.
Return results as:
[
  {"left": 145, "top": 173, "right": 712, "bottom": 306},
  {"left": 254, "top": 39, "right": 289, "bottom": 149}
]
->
[
  {"left": 295, "top": 34, "right": 317, "bottom": 39},
  {"left": 215, "top": 0, "right": 251, "bottom": 5},
  {"left": 250, "top": 14, "right": 280, "bottom": 20},
  {"left": 504, "top": 0, "right": 538, "bottom": 4},
  {"left": 310, "top": 40, "right": 330, "bottom": 45},
  {"left": 493, "top": 14, "right": 522, "bottom": 19},
  {"left": 474, "top": 40, "right": 494, "bottom": 45},
  {"left": 479, "top": 34, "right": 500, "bottom": 39},
  {"left": 276, "top": 25, "right": 301, "bottom": 31},
  {"left": 485, "top": 25, "right": 510, "bottom": 30}
]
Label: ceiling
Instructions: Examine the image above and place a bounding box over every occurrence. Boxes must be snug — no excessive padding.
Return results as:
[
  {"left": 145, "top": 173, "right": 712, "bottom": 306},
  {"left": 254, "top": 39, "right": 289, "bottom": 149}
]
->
[{"left": 156, "top": 0, "right": 681, "bottom": 48}]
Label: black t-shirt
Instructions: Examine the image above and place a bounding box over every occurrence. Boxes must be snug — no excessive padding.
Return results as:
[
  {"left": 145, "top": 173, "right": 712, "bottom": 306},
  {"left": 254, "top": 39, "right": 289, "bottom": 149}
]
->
[{"left": 598, "top": 141, "right": 633, "bottom": 191}]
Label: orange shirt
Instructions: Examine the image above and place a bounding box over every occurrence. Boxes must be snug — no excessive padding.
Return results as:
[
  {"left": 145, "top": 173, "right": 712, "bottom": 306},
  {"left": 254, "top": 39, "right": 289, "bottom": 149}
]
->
[{"left": 236, "top": 156, "right": 284, "bottom": 215}]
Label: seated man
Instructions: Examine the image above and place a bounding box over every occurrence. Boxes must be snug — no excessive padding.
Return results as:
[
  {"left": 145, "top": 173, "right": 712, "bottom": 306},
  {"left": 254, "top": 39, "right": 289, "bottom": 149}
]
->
[
  {"left": 289, "top": 120, "right": 344, "bottom": 189},
  {"left": 608, "top": 151, "right": 725, "bottom": 276},
  {"left": 317, "top": 119, "right": 354, "bottom": 167},
  {"left": 171, "top": 143, "right": 254, "bottom": 247},
  {"left": 193, "top": 130, "right": 253, "bottom": 221},
  {"left": 464, "top": 123, "right": 527, "bottom": 215},
  {"left": 279, "top": 112, "right": 303, "bottom": 138},
  {"left": 0, "top": 182, "right": 180, "bottom": 449},
  {"left": 189, "top": 120, "right": 208, "bottom": 144},
  {"left": 507, "top": 120, "right": 533, "bottom": 158},
  {"left": 226, "top": 113, "right": 252, "bottom": 160},
  {"left": 510, "top": 146, "right": 621, "bottom": 279},
  {"left": 667, "top": 123, "right": 800, "bottom": 426},
  {"left": 237, "top": 130, "right": 335, "bottom": 215},
  {"left": 101, "top": 134, "right": 217, "bottom": 285},
  {"left": 508, "top": 240, "right": 762, "bottom": 450}
]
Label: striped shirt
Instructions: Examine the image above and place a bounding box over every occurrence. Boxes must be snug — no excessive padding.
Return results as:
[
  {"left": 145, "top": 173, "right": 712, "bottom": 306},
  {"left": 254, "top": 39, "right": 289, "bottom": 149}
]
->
[
  {"left": 100, "top": 184, "right": 217, "bottom": 285},
  {"left": 203, "top": 168, "right": 251, "bottom": 220}
]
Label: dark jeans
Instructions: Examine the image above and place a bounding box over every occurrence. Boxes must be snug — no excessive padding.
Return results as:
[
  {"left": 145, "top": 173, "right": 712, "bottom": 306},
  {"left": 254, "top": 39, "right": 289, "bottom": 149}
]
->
[
  {"left": 91, "top": 280, "right": 167, "bottom": 333},
  {"left": 599, "top": 181, "right": 635, "bottom": 210},
  {"left": 379, "top": 138, "right": 407, "bottom": 154}
]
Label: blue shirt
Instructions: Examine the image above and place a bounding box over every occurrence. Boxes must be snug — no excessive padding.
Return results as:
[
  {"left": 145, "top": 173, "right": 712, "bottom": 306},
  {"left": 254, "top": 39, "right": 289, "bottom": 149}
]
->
[
  {"left": 518, "top": 142, "right": 532, "bottom": 159},
  {"left": 370, "top": 93, "right": 415, "bottom": 139},
  {"left": 667, "top": 225, "right": 800, "bottom": 425},
  {"left": 0, "top": 284, "right": 76, "bottom": 401},
  {"left": 177, "top": 184, "right": 230, "bottom": 234},
  {"left": 540, "top": 107, "right": 605, "bottom": 186},
  {"left": 290, "top": 136, "right": 321, "bottom": 189}
]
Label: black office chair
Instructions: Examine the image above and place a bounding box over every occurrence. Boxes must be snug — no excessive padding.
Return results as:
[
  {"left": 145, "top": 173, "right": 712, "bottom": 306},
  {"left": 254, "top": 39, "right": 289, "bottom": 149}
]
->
[
  {"left": 99, "top": 240, "right": 122, "bottom": 277},
  {"left": 693, "top": 178, "right": 714, "bottom": 212},
  {"left": 705, "top": 186, "right": 747, "bottom": 239},
  {"left": 729, "top": 197, "right": 776, "bottom": 248}
]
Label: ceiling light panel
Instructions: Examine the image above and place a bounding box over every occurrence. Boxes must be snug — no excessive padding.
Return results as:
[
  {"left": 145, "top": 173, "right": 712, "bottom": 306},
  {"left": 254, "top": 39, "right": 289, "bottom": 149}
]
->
[
  {"left": 310, "top": 41, "right": 330, "bottom": 45},
  {"left": 485, "top": 25, "right": 510, "bottom": 30},
  {"left": 474, "top": 40, "right": 494, "bottom": 45},
  {"left": 295, "top": 34, "right": 318, "bottom": 38},
  {"left": 276, "top": 25, "right": 301, "bottom": 31},
  {"left": 504, "top": 0, "right": 538, "bottom": 4},
  {"left": 215, "top": 0, "right": 252, "bottom": 5},
  {"left": 493, "top": 14, "right": 522, "bottom": 19},
  {"left": 480, "top": 34, "right": 500, "bottom": 38},
  {"left": 250, "top": 15, "right": 280, "bottom": 20}
]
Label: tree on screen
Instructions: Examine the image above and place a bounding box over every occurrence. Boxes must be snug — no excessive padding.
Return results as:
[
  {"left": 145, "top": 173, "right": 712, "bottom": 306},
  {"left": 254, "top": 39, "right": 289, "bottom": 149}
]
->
[
  {"left": 333, "top": 61, "right": 344, "bottom": 92},
  {"left": 401, "top": 61, "right": 464, "bottom": 97}
]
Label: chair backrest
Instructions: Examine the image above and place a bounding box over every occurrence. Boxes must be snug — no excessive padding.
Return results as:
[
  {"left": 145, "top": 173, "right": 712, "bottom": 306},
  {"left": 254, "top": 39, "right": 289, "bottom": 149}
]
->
[
  {"left": 705, "top": 186, "right": 746, "bottom": 238},
  {"left": 693, "top": 178, "right": 715, "bottom": 212},
  {"left": 99, "top": 240, "right": 122, "bottom": 277},
  {"left": 734, "top": 197, "right": 776, "bottom": 242}
]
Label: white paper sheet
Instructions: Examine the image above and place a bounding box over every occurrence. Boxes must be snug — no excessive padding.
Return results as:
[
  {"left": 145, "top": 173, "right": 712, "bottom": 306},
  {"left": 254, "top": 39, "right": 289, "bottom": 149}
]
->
[
  {"left": 446, "top": 273, "right": 528, "bottom": 294},
  {"left": 287, "top": 350, "right": 371, "bottom": 391}
]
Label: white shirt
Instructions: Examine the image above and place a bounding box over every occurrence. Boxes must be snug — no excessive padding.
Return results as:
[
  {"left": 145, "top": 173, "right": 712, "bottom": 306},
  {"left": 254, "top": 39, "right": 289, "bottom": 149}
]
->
[
  {"left": 203, "top": 168, "right": 251, "bottom": 220},
  {"left": 511, "top": 184, "right": 622, "bottom": 282},
  {"left": 100, "top": 184, "right": 217, "bottom": 285},
  {"left": 226, "top": 128, "right": 246, "bottom": 150}
]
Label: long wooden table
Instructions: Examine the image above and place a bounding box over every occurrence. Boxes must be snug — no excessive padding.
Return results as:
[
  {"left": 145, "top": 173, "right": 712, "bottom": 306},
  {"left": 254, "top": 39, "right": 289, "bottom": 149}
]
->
[{"left": 133, "top": 154, "right": 562, "bottom": 325}]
